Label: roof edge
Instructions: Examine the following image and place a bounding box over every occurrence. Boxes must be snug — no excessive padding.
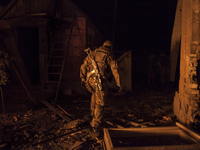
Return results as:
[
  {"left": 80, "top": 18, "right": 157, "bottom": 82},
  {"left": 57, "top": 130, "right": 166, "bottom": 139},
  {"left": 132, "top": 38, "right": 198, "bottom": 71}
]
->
[{"left": 0, "top": 0, "right": 20, "bottom": 19}]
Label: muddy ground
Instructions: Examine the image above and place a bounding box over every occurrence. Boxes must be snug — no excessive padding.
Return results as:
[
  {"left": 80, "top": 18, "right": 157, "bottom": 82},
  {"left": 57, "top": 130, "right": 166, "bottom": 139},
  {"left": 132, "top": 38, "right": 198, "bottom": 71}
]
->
[{"left": 0, "top": 86, "right": 180, "bottom": 150}]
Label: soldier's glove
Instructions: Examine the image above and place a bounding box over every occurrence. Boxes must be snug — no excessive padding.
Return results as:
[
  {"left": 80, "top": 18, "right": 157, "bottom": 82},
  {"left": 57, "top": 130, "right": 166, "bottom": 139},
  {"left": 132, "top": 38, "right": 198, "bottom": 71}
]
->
[{"left": 118, "top": 86, "right": 124, "bottom": 92}]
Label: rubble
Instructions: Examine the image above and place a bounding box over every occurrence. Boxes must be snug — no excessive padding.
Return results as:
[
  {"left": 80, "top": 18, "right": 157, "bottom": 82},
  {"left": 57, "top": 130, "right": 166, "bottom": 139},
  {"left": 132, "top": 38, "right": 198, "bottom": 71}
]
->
[{"left": 0, "top": 88, "right": 179, "bottom": 149}]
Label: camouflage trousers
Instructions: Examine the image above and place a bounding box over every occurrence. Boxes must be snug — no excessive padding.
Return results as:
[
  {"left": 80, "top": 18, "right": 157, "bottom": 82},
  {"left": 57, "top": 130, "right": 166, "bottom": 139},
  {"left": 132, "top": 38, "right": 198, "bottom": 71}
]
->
[{"left": 89, "top": 77, "right": 107, "bottom": 129}]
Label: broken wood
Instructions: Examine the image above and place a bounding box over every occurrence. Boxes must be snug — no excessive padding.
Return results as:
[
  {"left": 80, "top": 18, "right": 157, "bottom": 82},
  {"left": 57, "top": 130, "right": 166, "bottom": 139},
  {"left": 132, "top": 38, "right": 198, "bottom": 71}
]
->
[
  {"left": 117, "top": 118, "right": 147, "bottom": 128},
  {"left": 106, "top": 121, "right": 124, "bottom": 128},
  {"left": 63, "top": 119, "right": 84, "bottom": 129},
  {"left": 19, "top": 124, "right": 30, "bottom": 129},
  {"left": 57, "top": 104, "right": 72, "bottom": 117},
  {"left": 11, "top": 62, "right": 37, "bottom": 105},
  {"left": 0, "top": 143, "right": 7, "bottom": 149},
  {"left": 70, "top": 128, "right": 90, "bottom": 136},
  {"left": 32, "top": 127, "right": 90, "bottom": 147},
  {"left": 112, "top": 100, "right": 147, "bottom": 114},
  {"left": 68, "top": 141, "right": 84, "bottom": 150},
  {"left": 82, "top": 131, "right": 100, "bottom": 141},
  {"left": 131, "top": 100, "right": 147, "bottom": 112},
  {"left": 42, "top": 100, "right": 71, "bottom": 122}
]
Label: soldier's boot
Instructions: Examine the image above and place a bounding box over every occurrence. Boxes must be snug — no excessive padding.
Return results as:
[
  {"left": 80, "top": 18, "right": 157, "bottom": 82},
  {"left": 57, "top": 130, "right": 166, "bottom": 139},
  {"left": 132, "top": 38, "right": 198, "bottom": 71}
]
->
[{"left": 90, "top": 104, "right": 103, "bottom": 132}]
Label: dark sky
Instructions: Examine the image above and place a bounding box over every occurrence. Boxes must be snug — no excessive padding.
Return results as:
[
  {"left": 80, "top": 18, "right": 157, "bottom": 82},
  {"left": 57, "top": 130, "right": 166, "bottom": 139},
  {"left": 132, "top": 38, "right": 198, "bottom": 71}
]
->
[
  {"left": 0, "top": 0, "right": 178, "bottom": 55},
  {"left": 0, "top": 0, "right": 10, "bottom": 8},
  {"left": 71, "top": 0, "right": 178, "bottom": 55}
]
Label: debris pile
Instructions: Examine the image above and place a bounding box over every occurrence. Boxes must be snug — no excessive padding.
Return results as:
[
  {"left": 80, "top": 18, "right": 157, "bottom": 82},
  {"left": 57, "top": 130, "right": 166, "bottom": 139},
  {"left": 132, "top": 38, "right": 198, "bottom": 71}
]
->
[{"left": 0, "top": 88, "right": 178, "bottom": 149}]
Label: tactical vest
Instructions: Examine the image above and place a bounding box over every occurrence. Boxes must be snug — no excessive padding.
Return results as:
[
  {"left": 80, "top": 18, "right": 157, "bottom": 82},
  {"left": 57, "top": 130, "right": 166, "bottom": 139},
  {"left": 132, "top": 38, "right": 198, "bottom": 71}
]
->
[
  {"left": 95, "top": 48, "right": 109, "bottom": 66},
  {"left": 87, "top": 47, "right": 111, "bottom": 80}
]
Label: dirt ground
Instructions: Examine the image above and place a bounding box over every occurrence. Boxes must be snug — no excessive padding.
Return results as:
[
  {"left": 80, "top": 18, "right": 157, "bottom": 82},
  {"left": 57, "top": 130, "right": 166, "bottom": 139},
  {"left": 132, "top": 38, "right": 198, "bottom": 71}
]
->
[{"left": 0, "top": 86, "right": 179, "bottom": 150}]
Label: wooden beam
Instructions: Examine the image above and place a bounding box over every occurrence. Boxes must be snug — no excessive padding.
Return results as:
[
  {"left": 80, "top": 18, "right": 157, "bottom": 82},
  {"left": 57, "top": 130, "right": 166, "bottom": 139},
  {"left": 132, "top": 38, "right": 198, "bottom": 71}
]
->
[
  {"left": 11, "top": 63, "right": 38, "bottom": 105},
  {"left": 176, "top": 122, "right": 200, "bottom": 142},
  {"left": 0, "top": 0, "right": 20, "bottom": 19},
  {"left": 106, "top": 120, "right": 124, "bottom": 128},
  {"left": 26, "top": 13, "right": 47, "bottom": 16},
  {"left": 103, "top": 125, "right": 200, "bottom": 150},
  {"left": 57, "top": 104, "right": 72, "bottom": 117},
  {"left": 42, "top": 100, "right": 71, "bottom": 122}
]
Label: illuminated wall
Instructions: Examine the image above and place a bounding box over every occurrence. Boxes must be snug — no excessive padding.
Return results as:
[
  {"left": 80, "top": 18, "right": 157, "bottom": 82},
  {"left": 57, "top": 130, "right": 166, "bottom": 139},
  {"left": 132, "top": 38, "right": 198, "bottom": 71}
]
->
[{"left": 173, "top": 0, "right": 200, "bottom": 126}]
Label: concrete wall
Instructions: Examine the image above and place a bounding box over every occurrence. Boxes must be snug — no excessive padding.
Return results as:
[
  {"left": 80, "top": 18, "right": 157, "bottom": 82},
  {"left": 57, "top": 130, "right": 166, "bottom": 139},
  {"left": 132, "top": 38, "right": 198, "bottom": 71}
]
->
[{"left": 173, "top": 0, "right": 200, "bottom": 127}]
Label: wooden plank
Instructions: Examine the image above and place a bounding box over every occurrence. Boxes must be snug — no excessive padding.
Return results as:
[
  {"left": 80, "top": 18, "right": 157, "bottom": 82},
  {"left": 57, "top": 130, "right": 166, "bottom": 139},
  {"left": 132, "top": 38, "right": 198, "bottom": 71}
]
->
[
  {"left": 112, "top": 144, "right": 200, "bottom": 150},
  {"left": 176, "top": 122, "right": 200, "bottom": 142},
  {"left": 42, "top": 100, "right": 71, "bottom": 122},
  {"left": 117, "top": 118, "right": 147, "bottom": 128},
  {"left": 106, "top": 121, "right": 124, "bottom": 129},
  {"left": 11, "top": 63, "right": 38, "bottom": 105},
  {"left": 57, "top": 104, "right": 72, "bottom": 117},
  {"left": 179, "top": 129, "right": 199, "bottom": 144},
  {"left": 0, "top": 0, "right": 19, "bottom": 19},
  {"left": 104, "top": 128, "right": 114, "bottom": 150},
  {"left": 106, "top": 126, "right": 179, "bottom": 132},
  {"left": 104, "top": 125, "right": 200, "bottom": 150},
  {"left": 106, "top": 127, "right": 179, "bottom": 138},
  {"left": 26, "top": 13, "right": 47, "bottom": 16}
]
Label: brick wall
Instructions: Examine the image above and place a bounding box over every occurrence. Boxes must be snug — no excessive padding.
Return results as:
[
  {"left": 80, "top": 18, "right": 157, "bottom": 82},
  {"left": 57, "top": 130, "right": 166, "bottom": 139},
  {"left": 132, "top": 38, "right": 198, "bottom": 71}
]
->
[{"left": 61, "top": 17, "right": 103, "bottom": 95}]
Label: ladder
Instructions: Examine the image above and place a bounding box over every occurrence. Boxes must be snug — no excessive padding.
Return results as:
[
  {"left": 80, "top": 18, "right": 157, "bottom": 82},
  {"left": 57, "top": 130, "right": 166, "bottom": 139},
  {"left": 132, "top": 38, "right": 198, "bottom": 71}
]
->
[{"left": 38, "top": 16, "right": 76, "bottom": 105}]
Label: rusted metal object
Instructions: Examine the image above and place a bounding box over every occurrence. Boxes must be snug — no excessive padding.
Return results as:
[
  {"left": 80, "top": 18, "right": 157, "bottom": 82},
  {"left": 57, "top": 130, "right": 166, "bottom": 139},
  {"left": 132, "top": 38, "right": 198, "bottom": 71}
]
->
[{"left": 103, "top": 122, "right": 200, "bottom": 150}]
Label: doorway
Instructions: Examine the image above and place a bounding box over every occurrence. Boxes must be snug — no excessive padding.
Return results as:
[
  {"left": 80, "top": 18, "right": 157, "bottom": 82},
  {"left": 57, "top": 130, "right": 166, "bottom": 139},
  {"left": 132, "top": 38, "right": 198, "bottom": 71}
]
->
[{"left": 18, "top": 27, "right": 39, "bottom": 84}]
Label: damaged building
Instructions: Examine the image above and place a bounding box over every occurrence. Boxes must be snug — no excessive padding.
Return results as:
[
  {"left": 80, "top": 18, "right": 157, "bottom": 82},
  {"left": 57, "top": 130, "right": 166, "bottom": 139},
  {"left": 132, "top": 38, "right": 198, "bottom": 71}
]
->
[
  {"left": 1, "top": 0, "right": 200, "bottom": 149},
  {"left": 0, "top": 0, "right": 103, "bottom": 104},
  {"left": 172, "top": 0, "right": 200, "bottom": 129}
]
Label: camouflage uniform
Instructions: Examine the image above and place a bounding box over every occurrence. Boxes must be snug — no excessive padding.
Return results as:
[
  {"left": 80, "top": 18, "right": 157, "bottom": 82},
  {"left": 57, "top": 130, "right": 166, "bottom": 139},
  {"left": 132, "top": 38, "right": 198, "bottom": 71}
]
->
[{"left": 80, "top": 41, "right": 121, "bottom": 129}]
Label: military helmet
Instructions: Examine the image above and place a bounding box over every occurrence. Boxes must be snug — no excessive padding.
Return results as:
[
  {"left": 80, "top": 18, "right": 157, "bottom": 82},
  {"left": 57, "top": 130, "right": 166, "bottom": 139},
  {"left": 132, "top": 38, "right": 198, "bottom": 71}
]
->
[{"left": 103, "top": 40, "right": 112, "bottom": 47}]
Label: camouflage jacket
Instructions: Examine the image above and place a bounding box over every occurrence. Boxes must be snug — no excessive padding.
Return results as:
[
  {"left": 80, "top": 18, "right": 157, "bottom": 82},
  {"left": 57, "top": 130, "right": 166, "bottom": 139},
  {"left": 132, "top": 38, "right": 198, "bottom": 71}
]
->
[{"left": 80, "top": 46, "right": 121, "bottom": 88}]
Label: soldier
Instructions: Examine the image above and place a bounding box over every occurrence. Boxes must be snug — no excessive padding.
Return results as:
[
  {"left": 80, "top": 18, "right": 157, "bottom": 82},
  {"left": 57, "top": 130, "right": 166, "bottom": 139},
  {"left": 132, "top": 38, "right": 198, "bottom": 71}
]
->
[{"left": 80, "top": 40, "right": 122, "bottom": 132}]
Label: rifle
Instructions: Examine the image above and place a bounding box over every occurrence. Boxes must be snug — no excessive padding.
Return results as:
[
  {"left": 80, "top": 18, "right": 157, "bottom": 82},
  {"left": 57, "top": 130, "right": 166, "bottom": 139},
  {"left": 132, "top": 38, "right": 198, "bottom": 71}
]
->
[{"left": 84, "top": 48, "right": 103, "bottom": 98}]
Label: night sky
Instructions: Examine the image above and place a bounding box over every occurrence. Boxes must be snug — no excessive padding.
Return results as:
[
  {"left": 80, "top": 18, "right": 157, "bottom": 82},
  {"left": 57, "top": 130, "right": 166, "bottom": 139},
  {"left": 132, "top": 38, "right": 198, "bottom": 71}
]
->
[
  {"left": 0, "top": 0, "right": 178, "bottom": 55},
  {"left": 0, "top": 0, "right": 10, "bottom": 6},
  {"left": 71, "top": 0, "right": 178, "bottom": 55}
]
